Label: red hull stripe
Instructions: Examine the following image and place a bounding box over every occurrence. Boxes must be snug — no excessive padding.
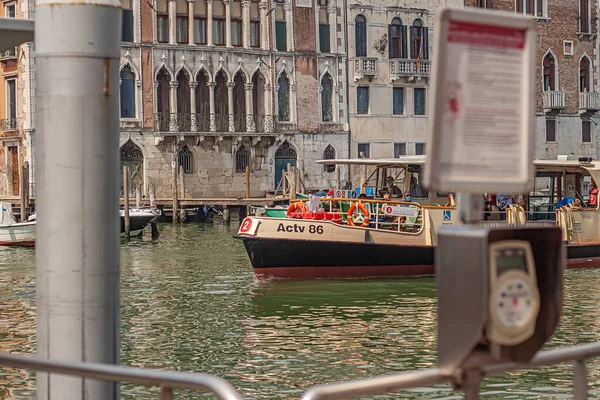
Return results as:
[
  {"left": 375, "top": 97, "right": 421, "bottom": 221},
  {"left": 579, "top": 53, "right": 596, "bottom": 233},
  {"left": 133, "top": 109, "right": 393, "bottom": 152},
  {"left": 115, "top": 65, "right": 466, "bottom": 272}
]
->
[
  {"left": 0, "top": 241, "right": 35, "bottom": 247},
  {"left": 255, "top": 257, "right": 600, "bottom": 279}
]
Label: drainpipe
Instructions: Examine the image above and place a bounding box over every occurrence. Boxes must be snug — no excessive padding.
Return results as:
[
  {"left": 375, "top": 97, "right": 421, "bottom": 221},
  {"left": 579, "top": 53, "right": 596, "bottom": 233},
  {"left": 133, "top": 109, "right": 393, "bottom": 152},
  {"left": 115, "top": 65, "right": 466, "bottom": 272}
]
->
[{"left": 35, "top": 0, "right": 121, "bottom": 398}]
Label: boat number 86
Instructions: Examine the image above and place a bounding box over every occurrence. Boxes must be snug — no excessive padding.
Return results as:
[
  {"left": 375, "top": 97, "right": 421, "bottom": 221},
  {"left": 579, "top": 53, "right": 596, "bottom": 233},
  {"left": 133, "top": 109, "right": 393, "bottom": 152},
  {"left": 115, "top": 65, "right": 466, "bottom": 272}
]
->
[{"left": 309, "top": 225, "right": 324, "bottom": 234}]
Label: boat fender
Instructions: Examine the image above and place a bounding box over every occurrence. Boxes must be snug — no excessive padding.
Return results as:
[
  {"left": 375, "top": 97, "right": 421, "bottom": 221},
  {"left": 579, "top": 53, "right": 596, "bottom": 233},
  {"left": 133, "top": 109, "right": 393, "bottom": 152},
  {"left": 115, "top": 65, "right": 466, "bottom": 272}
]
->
[
  {"left": 287, "top": 201, "right": 308, "bottom": 218},
  {"left": 347, "top": 202, "right": 370, "bottom": 227}
]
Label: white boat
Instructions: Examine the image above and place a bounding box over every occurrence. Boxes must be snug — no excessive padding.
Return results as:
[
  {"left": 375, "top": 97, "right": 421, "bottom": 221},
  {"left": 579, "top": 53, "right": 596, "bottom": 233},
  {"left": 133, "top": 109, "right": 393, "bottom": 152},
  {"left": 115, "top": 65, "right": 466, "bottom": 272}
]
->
[{"left": 0, "top": 202, "right": 35, "bottom": 247}]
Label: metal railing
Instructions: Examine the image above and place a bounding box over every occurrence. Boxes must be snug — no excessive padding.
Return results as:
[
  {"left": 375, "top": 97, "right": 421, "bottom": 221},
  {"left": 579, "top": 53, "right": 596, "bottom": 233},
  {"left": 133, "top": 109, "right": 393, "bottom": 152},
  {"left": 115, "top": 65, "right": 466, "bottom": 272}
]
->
[
  {"left": 542, "top": 90, "right": 566, "bottom": 110},
  {"left": 177, "top": 113, "right": 192, "bottom": 132},
  {"left": 154, "top": 112, "right": 170, "bottom": 132},
  {"left": 195, "top": 113, "right": 211, "bottom": 132},
  {"left": 0, "top": 117, "right": 17, "bottom": 131},
  {"left": 389, "top": 59, "right": 431, "bottom": 81},
  {"left": 0, "top": 353, "right": 242, "bottom": 400},
  {"left": 301, "top": 342, "right": 600, "bottom": 400},
  {"left": 354, "top": 57, "right": 378, "bottom": 81}
]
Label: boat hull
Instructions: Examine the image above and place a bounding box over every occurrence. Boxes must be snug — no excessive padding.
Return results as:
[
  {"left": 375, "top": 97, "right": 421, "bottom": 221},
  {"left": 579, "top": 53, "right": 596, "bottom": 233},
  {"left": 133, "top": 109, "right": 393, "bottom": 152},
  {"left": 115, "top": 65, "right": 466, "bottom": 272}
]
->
[
  {"left": 241, "top": 236, "right": 600, "bottom": 279},
  {"left": 119, "top": 214, "right": 156, "bottom": 236},
  {"left": 0, "top": 222, "right": 36, "bottom": 247}
]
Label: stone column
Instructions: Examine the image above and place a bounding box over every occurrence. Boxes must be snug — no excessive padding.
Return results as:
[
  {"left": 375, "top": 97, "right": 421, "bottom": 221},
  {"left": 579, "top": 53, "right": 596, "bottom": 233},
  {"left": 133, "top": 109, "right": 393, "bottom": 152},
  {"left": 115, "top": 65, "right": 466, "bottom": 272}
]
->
[
  {"left": 207, "top": 0, "right": 214, "bottom": 46},
  {"left": 169, "top": 0, "right": 177, "bottom": 44},
  {"left": 224, "top": 0, "right": 232, "bottom": 48},
  {"left": 245, "top": 83, "right": 255, "bottom": 132},
  {"left": 315, "top": 4, "right": 320, "bottom": 53},
  {"left": 190, "top": 81, "right": 198, "bottom": 131},
  {"left": 284, "top": 2, "right": 293, "bottom": 52},
  {"left": 242, "top": 0, "right": 251, "bottom": 49},
  {"left": 259, "top": 0, "right": 268, "bottom": 50},
  {"left": 188, "top": 0, "right": 195, "bottom": 45},
  {"left": 170, "top": 80, "right": 178, "bottom": 131},
  {"left": 290, "top": 83, "right": 297, "bottom": 123},
  {"left": 264, "top": 83, "right": 273, "bottom": 132},
  {"left": 328, "top": 2, "right": 336, "bottom": 53},
  {"left": 332, "top": 85, "right": 339, "bottom": 123},
  {"left": 208, "top": 82, "right": 216, "bottom": 132},
  {"left": 227, "top": 81, "right": 235, "bottom": 132}
]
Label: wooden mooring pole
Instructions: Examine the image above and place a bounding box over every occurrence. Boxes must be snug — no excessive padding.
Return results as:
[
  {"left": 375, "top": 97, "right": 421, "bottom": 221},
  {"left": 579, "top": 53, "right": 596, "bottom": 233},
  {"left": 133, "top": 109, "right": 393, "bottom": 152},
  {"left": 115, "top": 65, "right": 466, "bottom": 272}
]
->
[
  {"left": 172, "top": 160, "right": 178, "bottom": 224},
  {"left": 135, "top": 184, "right": 141, "bottom": 209},
  {"left": 20, "top": 162, "right": 28, "bottom": 222},
  {"left": 290, "top": 165, "right": 296, "bottom": 200},
  {"left": 245, "top": 166, "right": 250, "bottom": 198},
  {"left": 179, "top": 165, "right": 185, "bottom": 199},
  {"left": 149, "top": 182, "right": 156, "bottom": 208},
  {"left": 336, "top": 166, "right": 341, "bottom": 190},
  {"left": 123, "top": 166, "right": 130, "bottom": 240}
]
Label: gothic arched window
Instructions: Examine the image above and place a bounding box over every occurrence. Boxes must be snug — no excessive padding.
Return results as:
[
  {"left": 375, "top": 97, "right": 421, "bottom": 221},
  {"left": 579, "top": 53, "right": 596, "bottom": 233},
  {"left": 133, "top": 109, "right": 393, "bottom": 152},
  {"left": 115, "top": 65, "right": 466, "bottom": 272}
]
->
[
  {"left": 120, "top": 66, "right": 136, "bottom": 118},
  {"left": 236, "top": 146, "right": 250, "bottom": 173},
  {"left": 355, "top": 15, "right": 367, "bottom": 57},
  {"left": 321, "top": 73, "right": 333, "bottom": 122},
  {"left": 278, "top": 73, "right": 290, "bottom": 122},
  {"left": 178, "top": 145, "right": 193, "bottom": 174},
  {"left": 543, "top": 52, "right": 556, "bottom": 91},
  {"left": 323, "top": 145, "right": 335, "bottom": 172}
]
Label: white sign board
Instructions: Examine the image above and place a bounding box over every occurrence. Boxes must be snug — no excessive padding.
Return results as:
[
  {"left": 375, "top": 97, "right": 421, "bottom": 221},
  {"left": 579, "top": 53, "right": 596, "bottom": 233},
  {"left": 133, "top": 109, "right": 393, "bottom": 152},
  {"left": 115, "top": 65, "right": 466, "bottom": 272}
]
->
[
  {"left": 334, "top": 190, "right": 357, "bottom": 199},
  {"left": 425, "top": 8, "right": 536, "bottom": 193},
  {"left": 383, "top": 205, "right": 420, "bottom": 218},
  {"left": 238, "top": 217, "right": 260, "bottom": 236}
]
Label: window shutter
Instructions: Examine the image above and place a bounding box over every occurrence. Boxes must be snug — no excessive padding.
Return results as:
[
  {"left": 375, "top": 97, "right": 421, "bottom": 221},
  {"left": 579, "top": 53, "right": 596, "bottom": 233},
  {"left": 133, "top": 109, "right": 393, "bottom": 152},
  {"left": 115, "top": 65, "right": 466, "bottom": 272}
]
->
[
  {"left": 388, "top": 25, "right": 393, "bottom": 58},
  {"left": 401, "top": 25, "right": 407, "bottom": 59},
  {"left": 409, "top": 26, "right": 416, "bottom": 59},
  {"left": 122, "top": 9, "right": 134, "bottom": 42},
  {"left": 320, "top": 24, "right": 330, "bottom": 53},
  {"left": 276, "top": 21, "right": 287, "bottom": 51},
  {"left": 355, "top": 20, "right": 366, "bottom": 57},
  {"left": 423, "top": 27, "right": 429, "bottom": 60}
]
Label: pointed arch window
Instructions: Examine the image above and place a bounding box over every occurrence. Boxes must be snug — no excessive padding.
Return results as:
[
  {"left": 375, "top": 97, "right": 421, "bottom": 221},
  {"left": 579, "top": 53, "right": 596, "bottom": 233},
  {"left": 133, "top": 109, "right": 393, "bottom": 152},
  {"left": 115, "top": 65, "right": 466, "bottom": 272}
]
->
[
  {"left": 178, "top": 146, "right": 193, "bottom": 174},
  {"left": 410, "top": 19, "right": 429, "bottom": 60},
  {"left": 214, "top": 71, "right": 229, "bottom": 131},
  {"left": 389, "top": 17, "right": 406, "bottom": 59},
  {"left": 543, "top": 53, "right": 556, "bottom": 91},
  {"left": 236, "top": 146, "right": 250, "bottom": 173},
  {"left": 580, "top": 57, "right": 591, "bottom": 92},
  {"left": 120, "top": 65, "right": 136, "bottom": 118},
  {"left": 323, "top": 145, "right": 336, "bottom": 172},
  {"left": 321, "top": 73, "right": 333, "bottom": 122},
  {"left": 156, "top": 68, "right": 171, "bottom": 131},
  {"left": 278, "top": 73, "right": 290, "bottom": 122},
  {"left": 355, "top": 15, "right": 367, "bottom": 57},
  {"left": 176, "top": 69, "right": 191, "bottom": 131},
  {"left": 580, "top": 0, "right": 590, "bottom": 33}
]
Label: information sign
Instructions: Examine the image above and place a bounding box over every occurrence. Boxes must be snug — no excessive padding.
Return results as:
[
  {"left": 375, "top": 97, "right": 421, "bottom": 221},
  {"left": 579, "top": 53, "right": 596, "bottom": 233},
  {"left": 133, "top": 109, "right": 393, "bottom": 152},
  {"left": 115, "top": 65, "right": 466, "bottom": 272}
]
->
[
  {"left": 425, "top": 8, "right": 537, "bottom": 193},
  {"left": 383, "top": 205, "right": 420, "bottom": 218}
]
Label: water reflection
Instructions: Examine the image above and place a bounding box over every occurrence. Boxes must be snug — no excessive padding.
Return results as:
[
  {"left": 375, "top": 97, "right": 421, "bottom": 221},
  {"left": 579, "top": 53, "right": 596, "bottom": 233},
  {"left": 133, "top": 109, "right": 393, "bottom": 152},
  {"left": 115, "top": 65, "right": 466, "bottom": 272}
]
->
[{"left": 0, "top": 225, "right": 599, "bottom": 399}]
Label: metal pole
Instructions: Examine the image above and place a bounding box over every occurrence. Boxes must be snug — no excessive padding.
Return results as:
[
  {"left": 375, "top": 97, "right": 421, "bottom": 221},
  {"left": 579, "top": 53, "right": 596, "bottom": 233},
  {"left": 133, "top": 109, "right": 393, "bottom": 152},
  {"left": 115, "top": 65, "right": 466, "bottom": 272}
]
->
[
  {"left": 172, "top": 159, "right": 178, "bottom": 224},
  {"left": 462, "top": 369, "right": 481, "bottom": 400},
  {"left": 20, "top": 162, "right": 27, "bottom": 222},
  {"left": 123, "top": 167, "right": 130, "bottom": 240},
  {"left": 574, "top": 360, "right": 588, "bottom": 400},
  {"left": 35, "top": 0, "right": 121, "bottom": 398},
  {"left": 245, "top": 166, "right": 250, "bottom": 198}
]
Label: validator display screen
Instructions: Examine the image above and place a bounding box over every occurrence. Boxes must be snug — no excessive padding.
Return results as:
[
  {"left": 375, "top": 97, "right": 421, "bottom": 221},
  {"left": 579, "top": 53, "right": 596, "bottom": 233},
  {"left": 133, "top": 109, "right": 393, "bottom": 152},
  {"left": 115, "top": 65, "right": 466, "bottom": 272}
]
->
[{"left": 496, "top": 251, "right": 528, "bottom": 275}]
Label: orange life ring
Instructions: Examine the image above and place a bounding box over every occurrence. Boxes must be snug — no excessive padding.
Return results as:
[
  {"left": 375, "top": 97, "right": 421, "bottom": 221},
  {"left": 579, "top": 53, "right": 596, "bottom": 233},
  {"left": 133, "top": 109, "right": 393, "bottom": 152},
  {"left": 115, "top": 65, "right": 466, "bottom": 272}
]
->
[
  {"left": 347, "top": 202, "right": 370, "bottom": 227},
  {"left": 287, "top": 201, "right": 308, "bottom": 217}
]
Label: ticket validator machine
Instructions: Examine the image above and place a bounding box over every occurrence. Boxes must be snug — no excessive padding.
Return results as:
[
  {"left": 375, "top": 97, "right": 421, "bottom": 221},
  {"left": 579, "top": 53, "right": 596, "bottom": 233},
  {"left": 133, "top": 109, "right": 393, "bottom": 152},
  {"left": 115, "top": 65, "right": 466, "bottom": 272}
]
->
[{"left": 423, "top": 7, "right": 565, "bottom": 386}]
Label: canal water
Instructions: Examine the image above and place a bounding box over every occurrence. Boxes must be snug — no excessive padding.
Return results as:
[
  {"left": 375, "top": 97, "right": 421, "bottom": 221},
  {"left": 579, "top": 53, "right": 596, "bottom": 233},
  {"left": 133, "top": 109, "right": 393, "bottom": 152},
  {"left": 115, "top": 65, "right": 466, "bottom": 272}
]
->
[{"left": 1, "top": 223, "right": 600, "bottom": 399}]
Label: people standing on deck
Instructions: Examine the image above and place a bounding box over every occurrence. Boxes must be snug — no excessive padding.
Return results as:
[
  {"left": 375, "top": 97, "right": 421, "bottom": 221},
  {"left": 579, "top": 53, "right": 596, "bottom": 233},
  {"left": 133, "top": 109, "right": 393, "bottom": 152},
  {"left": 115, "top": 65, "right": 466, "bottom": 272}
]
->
[
  {"left": 446, "top": 192, "right": 456, "bottom": 207},
  {"left": 589, "top": 179, "right": 598, "bottom": 208},
  {"left": 315, "top": 188, "right": 327, "bottom": 197},
  {"left": 404, "top": 192, "right": 414, "bottom": 202},
  {"left": 386, "top": 176, "right": 403, "bottom": 198},
  {"left": 496, "top": 193, "right": 512, "bottom": 220}
]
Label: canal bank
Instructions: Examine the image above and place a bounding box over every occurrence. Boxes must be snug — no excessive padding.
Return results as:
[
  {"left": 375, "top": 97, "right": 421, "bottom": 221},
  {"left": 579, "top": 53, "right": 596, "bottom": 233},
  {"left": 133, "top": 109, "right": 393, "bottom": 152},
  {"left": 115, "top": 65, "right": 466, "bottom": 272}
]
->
[{"left": 0, "top": 224, "right": 599, "bottom": 399}]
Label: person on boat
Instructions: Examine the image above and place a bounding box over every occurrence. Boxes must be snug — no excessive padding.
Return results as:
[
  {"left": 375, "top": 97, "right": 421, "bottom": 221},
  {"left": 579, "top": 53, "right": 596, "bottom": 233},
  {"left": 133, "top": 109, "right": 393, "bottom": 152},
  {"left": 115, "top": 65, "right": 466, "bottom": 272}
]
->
[
  {"left": 386, "top": 176, "right": 403, "bottom": 198},
  {"left": 496, "top": 193, "right": 512, "bottom": 220},
  {"left": 404, "top": 191, "right": 413, "bottom": 202},
  {"left": 445, "top": 192, "right": 456, "bottom": 207},
  {"left": 555, "top": 197, "right": 579, "bottom": 209},
  {"left": 589, "top": 179, "right": 598, "bottom": 208},
  {"left": 358, "top": 193, "right": 367, "bottom": 199},
  {"left": 315, "top": 188, "right": 327, "bottom": 197},
  {"left": 326, "top": 190, "right": 335, "bottom": 198}
]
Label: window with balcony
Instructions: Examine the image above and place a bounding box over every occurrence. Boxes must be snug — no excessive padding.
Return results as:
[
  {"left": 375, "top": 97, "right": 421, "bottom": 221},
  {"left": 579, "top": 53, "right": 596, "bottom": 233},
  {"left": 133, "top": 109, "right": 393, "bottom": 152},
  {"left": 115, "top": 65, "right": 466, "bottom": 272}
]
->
[
  {"left": 415, "top": 142, "right": 426, "bottom": 155},
  {"left": 278, "top": 73, "right": 290, "bottom": 121},
  {"left": 393, "top": 87, "right": 404, "bottom": 115},
  {"left": 355, "top": 15, "right": 367, "bottom": 57},
  {"left": 389, "top": 18, "right": 406, "bottom": 59},
  {"left": 545, "top": 119, "right": 556, "bottom": 142},
  {"left": 275, "top": 5, "right": 287, "bottom": 51},
  {"left": 213, "top": 19, "right": 226, "bottom": 45},
  {"left": 394, "top": 143, "right": 407, "bottom": 157},
  {"left": 357, "top": 86, "right": 369, "bottom": 114},
  {"left": 319, "top": 7, "right": 330, "bottom": 53},
  {"left": 214, "top": 71, "right": 229, "bottom": 131},
  {"left": 175, "top": 0, "right": 188, "bottom": 43},
  {"left": 321, "top": 73, "right": 333, "bottom": 122},
  {"left": 231, "top": 1, "right": 242, "bottom": 46},
  {"left": 582, "top": 119, "right": 591, "bottom": 142},
  {"left": 358, "top": 143, "right": 370, "bottom": 158},
  {"left": 414, "top": 88, "right": 426, "bottom": 115},
  {"left": 515, "top": 0, "right": 546, "bottom": 17},
  {"left": 156, "top": 68, "right": 170, "bottom": 131},
  {"left": 580, "top": 56, "right": 591, "bottom": 92},
  {"left": 120, "top": 66, "right": 136, "bottom": 118},
  {"left": 543, "top": 52, "right": 556, "bottom": 91},
  {"left": 177, "top": 69, "right": 191, "bottom": 131},
  {"left": 156, "top": 0, "right": 169, "bottom": 43},
  {"left": 5, "top": 78, "right": 16, "bottom": 130},
  {"left": 178, "top": 146, "right": 193, "bottom": 174},
  {"left": 3, "top": 3, "right": 18, "bottom": 57},
  {"left": 580, "top": 0, "right": 590, "bottom": 33},
  {"left": 193, "top": 0, "right": 207, "bottom": 44},
  {"left": 410, "top": 19, "right": 429, "bottom": 60},
  {"left": 236, "top": 146, "right": 250, "bottom": 173},
  {"left": 250, "top": 2, "right": 260, "bottom": 48},
  {"left": 323, "top": 144, "right": 336, "bottom": 172},
  {"left": 475, "top": 0, "right": 493, "bottom": 8}
]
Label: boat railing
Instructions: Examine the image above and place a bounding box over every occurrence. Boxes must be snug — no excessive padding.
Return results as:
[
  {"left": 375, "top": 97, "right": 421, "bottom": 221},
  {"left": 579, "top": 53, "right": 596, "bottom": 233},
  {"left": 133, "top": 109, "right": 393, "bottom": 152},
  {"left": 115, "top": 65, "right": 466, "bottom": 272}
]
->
[
  {"left": 292, "top": 198, "right": 425, "bottom": 234},
  {"left": 0, "top": 353, "right": 242, "bottom": 400}
]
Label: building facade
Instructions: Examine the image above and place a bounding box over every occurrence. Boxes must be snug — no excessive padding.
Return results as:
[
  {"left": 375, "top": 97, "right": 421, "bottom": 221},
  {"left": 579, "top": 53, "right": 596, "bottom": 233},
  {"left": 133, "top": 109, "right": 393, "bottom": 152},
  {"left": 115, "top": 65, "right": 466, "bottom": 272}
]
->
[
  {"left": 118, "top": 0, "right": 349, "bottom": 199},
  {"left": 465, "top": 0, "right": 599, "bottom": 160},
  {"left": 346, "top": 0, "right": 463, "bottom": 173},
  {"left": 0, "top": 0, "right": 34, "bottom": 198}
]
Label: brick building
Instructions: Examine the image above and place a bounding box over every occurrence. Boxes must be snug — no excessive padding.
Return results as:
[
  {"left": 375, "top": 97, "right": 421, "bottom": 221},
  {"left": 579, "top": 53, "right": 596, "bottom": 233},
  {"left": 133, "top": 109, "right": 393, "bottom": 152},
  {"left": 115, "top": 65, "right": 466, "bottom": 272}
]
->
[
  {"left": 465, "top": 0, "right": 599, "bottom": 159},
  {"left": 0, "top": 0, "right": 34, "bottom": 198},
  {"left": 118, "top": 0, "right": 349, "bottom": 199}
]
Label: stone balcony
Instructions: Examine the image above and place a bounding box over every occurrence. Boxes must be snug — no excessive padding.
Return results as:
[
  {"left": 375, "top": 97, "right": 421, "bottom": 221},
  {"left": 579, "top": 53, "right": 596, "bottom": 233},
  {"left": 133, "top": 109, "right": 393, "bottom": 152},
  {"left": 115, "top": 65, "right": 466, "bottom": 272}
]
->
[
  {"left": 354, "top": 57, "right": 378, "bottom": 81},
  {"left": 542, "top": 91, "right": 565, "bottom": 112},
  {"left": 153, "top": 113, "right": 274, "bottom": 134},
  {"left": 578, "top": 92, "right": 600, "bottom": 114},
  {"left": 389, "top": 59, "right": 431, "bottom": 82}
]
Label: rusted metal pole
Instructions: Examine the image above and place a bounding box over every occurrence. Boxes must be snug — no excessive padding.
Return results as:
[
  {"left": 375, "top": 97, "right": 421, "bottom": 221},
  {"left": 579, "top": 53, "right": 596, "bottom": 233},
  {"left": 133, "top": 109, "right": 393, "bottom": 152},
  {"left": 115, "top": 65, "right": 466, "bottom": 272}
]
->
[
  {"left": 245, "top": 166, "right": 250, "bottom": 198},
  {"left": 172, "top": 159, "right": 178, "bottom": 224},
  {"left": 123, "top": 166, "right": 130, "bottom": 240}
]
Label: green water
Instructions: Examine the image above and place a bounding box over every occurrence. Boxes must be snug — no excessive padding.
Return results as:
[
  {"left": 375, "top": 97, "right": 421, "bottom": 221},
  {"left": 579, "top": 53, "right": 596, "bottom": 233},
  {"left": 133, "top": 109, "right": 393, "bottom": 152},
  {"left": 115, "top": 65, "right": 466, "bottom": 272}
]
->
[{"left": 1, "top": 223, "right": 600, "bottom": 399}]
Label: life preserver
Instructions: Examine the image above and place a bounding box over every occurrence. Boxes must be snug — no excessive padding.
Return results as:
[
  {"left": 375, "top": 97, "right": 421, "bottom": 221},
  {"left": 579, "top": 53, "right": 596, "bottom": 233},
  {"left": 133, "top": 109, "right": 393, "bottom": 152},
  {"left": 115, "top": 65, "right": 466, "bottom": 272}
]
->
[
  {"left": 287, "top": 201, "right": 308, "bottom": 217},
  {"left": 347, "top": 202, "right": 370, "bottom": 227}
]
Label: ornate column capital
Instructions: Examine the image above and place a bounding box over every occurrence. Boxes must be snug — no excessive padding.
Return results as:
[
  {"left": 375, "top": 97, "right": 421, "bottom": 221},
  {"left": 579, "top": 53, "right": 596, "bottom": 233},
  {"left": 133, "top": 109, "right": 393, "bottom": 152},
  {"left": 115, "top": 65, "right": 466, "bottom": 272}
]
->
[
  {"left": 226, "top": 82, "right": 236, "bottom": 89},
  {"left": 223, "top": 0, "right": 232, "bottom": 4},
  {"left": 169, "top": 80, "right": 179, "bottom": 88},
  {"left": 190, "top": 81, "right": 198, "bottom": 88},
  {"left": 244, "top": 83, "right": 254, "bottom": 91},
  {"left": 207, "top": 82, "right": 217, "bottom": 89},
  {"left": 241, "top": 0, "right": 251, "bottom": 7},
  {"left": 187, "top": 0, "right": 195, "bottom": 3},
  {"left": 290, "top": 84, "right": 296, "bottom": 92},
  {"left": 259, "top": 1, "right": 267, "bottom": 9}
]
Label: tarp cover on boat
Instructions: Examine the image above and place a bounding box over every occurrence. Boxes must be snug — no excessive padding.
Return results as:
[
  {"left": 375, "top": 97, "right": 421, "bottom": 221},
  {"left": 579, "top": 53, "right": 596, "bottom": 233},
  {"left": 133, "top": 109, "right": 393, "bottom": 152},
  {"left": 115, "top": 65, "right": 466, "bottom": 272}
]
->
[{"left": 0, "top": 202, "right": 17, "bottom": 226}]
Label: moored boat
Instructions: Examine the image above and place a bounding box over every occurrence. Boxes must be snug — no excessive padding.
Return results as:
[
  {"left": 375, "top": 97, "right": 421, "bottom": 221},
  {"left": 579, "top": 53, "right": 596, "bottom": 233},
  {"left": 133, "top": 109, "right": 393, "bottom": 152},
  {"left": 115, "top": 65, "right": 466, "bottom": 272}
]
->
[
  {"left": 0, "top": 202, "right": 35, "bottom": 247},
  {"left": 238, "top": 157, "right": 600, "bottom": 279}
]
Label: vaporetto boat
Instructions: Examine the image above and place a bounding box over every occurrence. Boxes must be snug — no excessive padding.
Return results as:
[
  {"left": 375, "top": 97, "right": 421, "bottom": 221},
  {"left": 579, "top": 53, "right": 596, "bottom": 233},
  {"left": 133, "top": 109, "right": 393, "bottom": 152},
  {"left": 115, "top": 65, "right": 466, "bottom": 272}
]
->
[{"left": 237, "top": 156, "right": 600, "bottom": 279}]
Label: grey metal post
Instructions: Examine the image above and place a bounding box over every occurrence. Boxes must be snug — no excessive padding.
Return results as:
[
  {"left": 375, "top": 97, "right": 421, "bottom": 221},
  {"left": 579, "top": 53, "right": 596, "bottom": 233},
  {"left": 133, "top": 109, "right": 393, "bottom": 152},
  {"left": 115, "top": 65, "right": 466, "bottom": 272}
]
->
[{"left": 35, "top": 0, "right": 121, "bottom": 398}]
